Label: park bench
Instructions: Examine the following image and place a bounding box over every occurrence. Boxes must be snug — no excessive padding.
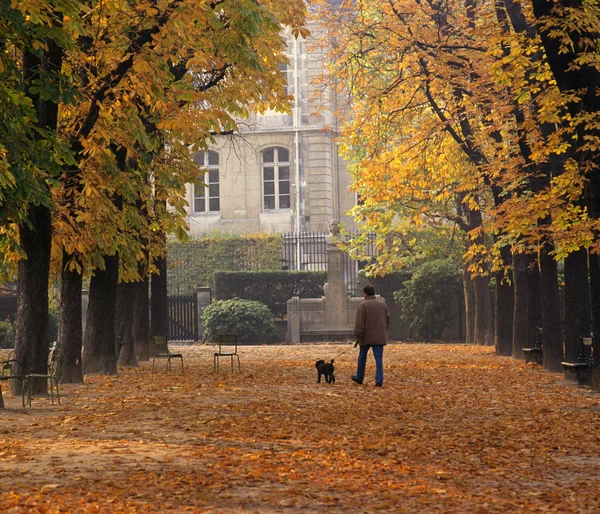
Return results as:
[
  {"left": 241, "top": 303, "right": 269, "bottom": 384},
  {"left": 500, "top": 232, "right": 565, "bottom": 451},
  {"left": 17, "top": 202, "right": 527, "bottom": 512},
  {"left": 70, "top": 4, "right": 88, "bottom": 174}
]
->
[
  {"left": 523, "top": 327, "right": 543, "bottom": 365},
  {"left": 26, "top": 346, "right": 61, "bottom": 406},
  {"left": 214, "top": 334, "right": 240, "bottom": 373},
  {"left": 561, "top": 336, "right": 593, "bottom": 386},
  {"left": 0, "top": 356, "right": 27, "bottom": 407},
  {"left": 151, "top": 335, "right": 184, "bottom": 375}
]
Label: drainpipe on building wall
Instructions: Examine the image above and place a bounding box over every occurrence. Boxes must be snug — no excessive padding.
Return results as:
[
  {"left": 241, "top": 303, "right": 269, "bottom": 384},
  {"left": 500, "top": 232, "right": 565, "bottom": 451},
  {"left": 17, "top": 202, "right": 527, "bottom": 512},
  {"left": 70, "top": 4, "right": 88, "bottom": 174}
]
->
[{"left": 293, "top": 36, "right": 302, "bottom": 270}]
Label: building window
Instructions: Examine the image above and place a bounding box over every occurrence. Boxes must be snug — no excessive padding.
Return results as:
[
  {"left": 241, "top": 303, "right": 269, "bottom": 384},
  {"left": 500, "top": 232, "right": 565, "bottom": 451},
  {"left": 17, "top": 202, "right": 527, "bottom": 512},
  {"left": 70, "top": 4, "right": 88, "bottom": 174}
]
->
[
  {"left": 193, "top": 151, "right": 220, "bottom": 213},
  {"left": 279, "top": 62, "right": 290, "bottom": 96},
  {"left": 262, "top": 147, "right": 290, "bottom": 210}
]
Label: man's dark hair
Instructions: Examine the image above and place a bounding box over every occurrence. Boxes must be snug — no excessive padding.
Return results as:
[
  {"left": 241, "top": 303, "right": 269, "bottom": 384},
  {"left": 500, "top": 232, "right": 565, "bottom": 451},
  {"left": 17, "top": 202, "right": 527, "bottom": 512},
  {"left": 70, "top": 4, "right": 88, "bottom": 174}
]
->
[{"left": 363, "top": 284, "right": 375, "bottom": 296}]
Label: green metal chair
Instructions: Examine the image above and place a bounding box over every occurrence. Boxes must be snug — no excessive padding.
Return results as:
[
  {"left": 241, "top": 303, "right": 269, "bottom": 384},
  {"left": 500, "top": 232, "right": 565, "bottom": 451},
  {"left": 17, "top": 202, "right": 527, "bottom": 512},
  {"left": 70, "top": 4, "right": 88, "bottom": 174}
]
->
[
  {"left": 0, "top": 357, "right": 27, "bottom": 407},
  {"left": 26, "top": 348, "right": 60, "bottom": 406},
  {"left": 214, "top": 334, "right": 240, "bottom": 373},
  {"left": 151, "top": 336, "right": 184, "bottom": 375}
]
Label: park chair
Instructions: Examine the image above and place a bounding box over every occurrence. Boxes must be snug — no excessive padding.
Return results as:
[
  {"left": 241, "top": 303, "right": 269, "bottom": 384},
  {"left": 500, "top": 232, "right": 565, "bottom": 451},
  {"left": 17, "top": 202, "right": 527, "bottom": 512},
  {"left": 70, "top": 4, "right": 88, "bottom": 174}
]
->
[
  {"left": 214, "top": 334, "right": 240, "bottom": 373},
  {"left": 26, "top": 347, "right": 60, "bottom": 406},
  {"left": 0, "top": 356, "right": 27, "bottom": 407},
  {"left": 151, "top": 336, "right": 184, "bottom": 375}
]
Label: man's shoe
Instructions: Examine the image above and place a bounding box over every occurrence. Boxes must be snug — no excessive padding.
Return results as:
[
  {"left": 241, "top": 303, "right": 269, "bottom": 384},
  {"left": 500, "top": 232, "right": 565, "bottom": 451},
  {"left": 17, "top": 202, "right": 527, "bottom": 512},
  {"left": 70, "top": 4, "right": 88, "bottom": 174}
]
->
[
  {"left": 375, "top": 382, "right": 383, "bottom": 387},
  {"left": 351, "top": 376, "right": 363, "bottom": 385}
]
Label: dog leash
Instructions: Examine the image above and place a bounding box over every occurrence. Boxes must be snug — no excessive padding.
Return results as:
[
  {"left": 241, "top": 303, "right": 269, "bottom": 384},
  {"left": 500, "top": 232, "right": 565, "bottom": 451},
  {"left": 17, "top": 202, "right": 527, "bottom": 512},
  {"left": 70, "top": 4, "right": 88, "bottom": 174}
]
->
[{"left": 331, "top": 343, "right": 357, "bottom": 361}]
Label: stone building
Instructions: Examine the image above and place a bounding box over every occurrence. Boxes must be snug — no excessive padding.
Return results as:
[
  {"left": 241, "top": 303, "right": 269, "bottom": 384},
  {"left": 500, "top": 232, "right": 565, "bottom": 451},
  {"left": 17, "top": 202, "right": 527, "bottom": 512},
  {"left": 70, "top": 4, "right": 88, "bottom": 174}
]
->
[{"left": 182, "top": 25, "right": 356, "bottom": 236}]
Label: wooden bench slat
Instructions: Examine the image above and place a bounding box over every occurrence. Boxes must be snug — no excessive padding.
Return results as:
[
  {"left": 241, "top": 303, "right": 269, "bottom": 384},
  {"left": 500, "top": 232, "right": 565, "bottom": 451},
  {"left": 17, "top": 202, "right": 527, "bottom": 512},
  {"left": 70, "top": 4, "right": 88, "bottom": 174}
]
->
[{"left": 561, "top": 362, "right": 589, "bottom": 369}]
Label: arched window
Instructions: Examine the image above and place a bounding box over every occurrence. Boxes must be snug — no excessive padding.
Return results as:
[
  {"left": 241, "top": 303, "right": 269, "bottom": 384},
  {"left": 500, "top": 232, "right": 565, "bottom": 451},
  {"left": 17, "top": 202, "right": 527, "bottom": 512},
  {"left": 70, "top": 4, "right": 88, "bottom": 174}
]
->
[
  {"left": 193, "top": 151, "right": 220, "bottom": 213},
  {"left": 262, "top": 147, "right": 290, "bottom": 210}
]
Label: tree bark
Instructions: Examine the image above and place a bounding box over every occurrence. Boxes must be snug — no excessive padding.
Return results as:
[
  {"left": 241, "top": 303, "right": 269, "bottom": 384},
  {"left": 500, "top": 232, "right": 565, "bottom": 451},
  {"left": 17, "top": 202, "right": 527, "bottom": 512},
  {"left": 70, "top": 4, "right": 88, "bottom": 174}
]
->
[
  {"left": 457, "top": 284, "right": 464, "bottom": 342},
  {"left": 512, "top": 252, "right": 529, "bottom": 359},
  {"left": 115, "top": 281, "right": 138, "bottom": 367},
  {"left": 494, "top": 247, "right": 514, "bottom": 356},
  {"left": 563, "top": 249, "right": 591, "bottom": 365},
  {"left": 473, "top": 275, "right": 494, "bottom": 346},
  {"left": 526, "top": 256, "right": 542, "bottom": 349},
  {"left": 83, "top": 254, "right": 119, "bottom": 374},
  {"left": 463, "top": 270, "right": 474, "bottom": 345},
  {"left": 530, "top": 0, "right": 600, "bottom": 389},
  {"left": 589, "top": 253, "right": 600, "bottom": 390},
  {"left": 57, "top": 258, "right": 84, "bottom": 383},
  {"left": 12, "top": 204, "right": 52, "bottom": 396},
  {"left": 133, "top": 276, "right": 150, "bottom": 361},
  {"left": 11, "top": 37, "right": 62, "bottom": 398},
  {"left": 540, "top": 247, "right": 563, "bottom": 371},
  {"left": 151, "top": 250, "right": 169, "bottom": 344}
]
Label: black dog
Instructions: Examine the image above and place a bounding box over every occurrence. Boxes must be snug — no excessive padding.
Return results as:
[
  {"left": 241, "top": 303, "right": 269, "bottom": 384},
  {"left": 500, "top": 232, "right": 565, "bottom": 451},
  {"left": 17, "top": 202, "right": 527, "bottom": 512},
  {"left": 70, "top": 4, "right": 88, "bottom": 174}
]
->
[{"left": 315, "top": 359, "right": 335, "bottom": 384}]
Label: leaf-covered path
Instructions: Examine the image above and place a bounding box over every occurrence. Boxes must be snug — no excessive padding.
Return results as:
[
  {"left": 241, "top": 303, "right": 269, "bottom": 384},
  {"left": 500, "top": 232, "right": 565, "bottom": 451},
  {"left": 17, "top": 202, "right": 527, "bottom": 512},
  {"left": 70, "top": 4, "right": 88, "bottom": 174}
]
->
[{"left": 1, "top": 343, "right": 600, "bottom": 513}]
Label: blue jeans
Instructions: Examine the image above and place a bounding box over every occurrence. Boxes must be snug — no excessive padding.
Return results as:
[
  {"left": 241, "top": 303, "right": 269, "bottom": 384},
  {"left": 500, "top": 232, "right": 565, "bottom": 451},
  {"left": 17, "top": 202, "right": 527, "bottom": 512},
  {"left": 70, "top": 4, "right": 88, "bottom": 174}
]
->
[{"left": 356, "top": 345, "right": 384, "bottom": 384}]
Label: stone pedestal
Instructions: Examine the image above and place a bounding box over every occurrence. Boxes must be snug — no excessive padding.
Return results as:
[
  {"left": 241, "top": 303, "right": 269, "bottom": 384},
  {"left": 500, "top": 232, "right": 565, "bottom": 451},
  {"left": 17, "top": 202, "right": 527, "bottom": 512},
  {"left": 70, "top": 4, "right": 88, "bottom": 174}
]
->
[
  {"left": 324, "top": 234, "right": 349, "bottom": 329},
  {"left": 286, "top": 221, "right": 364, "bottom": 342}
]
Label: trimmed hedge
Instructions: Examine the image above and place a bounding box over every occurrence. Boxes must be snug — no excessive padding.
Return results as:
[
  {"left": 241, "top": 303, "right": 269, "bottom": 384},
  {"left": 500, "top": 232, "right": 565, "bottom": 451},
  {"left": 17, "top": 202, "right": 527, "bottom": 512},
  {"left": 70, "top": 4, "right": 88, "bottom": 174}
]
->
[
  {"left": 213, "top": 270, "right": 327, "bottom": 319},
  {"left": 201, "top": 298, "right": 279, "bottom": 344},
  {"left": 167, "top": 233, "right": 282, "bottom": 295}
]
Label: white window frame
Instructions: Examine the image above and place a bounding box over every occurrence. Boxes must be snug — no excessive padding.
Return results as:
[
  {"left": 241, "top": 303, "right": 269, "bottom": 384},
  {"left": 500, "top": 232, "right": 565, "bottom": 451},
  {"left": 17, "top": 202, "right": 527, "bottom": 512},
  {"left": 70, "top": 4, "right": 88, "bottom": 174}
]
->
[
  {"left": 261, "top": 147, "right": 291, "bottom": 211},
  {"left": 193, "top": 151, "right": 220, "bottom": 214}
]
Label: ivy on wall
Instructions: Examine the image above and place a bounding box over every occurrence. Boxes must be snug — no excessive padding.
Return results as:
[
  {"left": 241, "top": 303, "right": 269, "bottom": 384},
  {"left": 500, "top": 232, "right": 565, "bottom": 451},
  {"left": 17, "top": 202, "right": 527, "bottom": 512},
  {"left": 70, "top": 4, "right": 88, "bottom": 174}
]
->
[{"left": 167, "top": 233, "right": 283, "bottom": 295}]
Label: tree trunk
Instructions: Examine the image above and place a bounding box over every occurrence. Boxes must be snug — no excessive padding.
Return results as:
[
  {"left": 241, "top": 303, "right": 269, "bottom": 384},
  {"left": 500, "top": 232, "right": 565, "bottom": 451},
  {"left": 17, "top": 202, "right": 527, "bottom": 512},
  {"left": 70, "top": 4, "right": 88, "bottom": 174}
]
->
[
  {"left": 526, "top": 256, "right": 542, "bottom": 349},
  {"left": 589, "top": 253, "right": 600, "bottom": 390},
  {"left": 11, "top": 38, "right": 62, "bottom": 398},
  {"left": 473, "top": 275, "right": 493, "bottom": 346},
  {"left": 457, "top": 285, "right": 464, "bottom": 342},
  {"left": 563, "top": 249, "right": 591, "bottom": 366},
  {"left": 133, "top": 276, "right": 150, "bottom": 361},
  {"left": 83, "top": 254, "right": 119, "bottom": 374},
  {"left": 151, "top": 251, "right": 169, "bottom": 342},
  {"left": 12, "top": 204, "right": 52, "bottom": 396},
  {"left": 115, "top": 281, "right": 138, "bottom": 367},
  {"left": 589, "top": 175, "right": 600, "bottom": 390},
  {"left": 463, "top": 270, "right": 474, "bottom": 345},
  {"left": 512, "top": 252, "right": 529, "bottom": 358},
  {"left": 57, "top": 258, "right": 84, "bottom": 383},
  {"left": 494, "top": 247, "right": 514, "bottom": 355},
  {"left": 540, "top": 247, "right": 563, "bottom": 371},
  {"left": 530, "top": 0, "right": 600, "bottom": 389}
]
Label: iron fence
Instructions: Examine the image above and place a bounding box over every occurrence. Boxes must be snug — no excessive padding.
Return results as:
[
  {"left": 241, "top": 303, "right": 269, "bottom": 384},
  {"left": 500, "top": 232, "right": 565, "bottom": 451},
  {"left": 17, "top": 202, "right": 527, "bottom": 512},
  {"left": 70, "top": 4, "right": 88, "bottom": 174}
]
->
[
  {"left": 281, "top": 231, "right": 373, "bottom": 297},
  {"left": 167, "top": 295, "right": 198, "bottom": 341}
]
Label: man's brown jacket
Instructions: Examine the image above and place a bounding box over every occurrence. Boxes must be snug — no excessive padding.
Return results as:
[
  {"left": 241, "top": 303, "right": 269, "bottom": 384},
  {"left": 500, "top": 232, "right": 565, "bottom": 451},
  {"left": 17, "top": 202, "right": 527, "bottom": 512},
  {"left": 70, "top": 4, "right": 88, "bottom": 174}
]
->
[{"left": 354, "top": 296, "right": 390, "bottom": 347}]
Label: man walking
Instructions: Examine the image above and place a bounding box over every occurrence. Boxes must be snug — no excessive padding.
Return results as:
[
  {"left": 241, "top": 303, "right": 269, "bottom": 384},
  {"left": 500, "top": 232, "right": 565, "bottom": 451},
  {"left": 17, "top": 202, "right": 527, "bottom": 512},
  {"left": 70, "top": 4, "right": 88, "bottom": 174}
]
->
[{"left": 352, "top": 284, "right": 390, "bottom": 387}]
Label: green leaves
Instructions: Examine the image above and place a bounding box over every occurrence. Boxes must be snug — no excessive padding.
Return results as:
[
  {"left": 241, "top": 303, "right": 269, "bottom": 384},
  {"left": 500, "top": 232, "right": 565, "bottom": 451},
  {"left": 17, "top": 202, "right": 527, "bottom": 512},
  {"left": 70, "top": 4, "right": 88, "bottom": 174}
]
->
[
  {"left": 394, "top": 260, "right": 462, "bottom": 340},
  {"left": 201, "top": 298, "right": 280, "bottom": 343}
]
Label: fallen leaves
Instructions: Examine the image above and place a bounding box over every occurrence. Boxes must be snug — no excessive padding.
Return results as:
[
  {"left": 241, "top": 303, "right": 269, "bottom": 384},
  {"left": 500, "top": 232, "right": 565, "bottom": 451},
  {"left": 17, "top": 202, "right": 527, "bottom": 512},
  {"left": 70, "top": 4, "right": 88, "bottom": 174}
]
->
[{"left": 1, "top": 343, "right": 600, "bottom": 512}]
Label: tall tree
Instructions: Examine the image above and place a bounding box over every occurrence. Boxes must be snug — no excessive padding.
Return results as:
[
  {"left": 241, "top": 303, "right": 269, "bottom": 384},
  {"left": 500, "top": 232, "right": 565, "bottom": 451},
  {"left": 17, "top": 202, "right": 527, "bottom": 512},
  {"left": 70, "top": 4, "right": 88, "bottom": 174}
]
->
[
  {"left": 51, "top": 0, "right": 308, "bottom": 376},
  {"left": 529, "top": 0, "right": 600, "bottom": 387},
  {"left": 7, "top": 1, "right": 82, "bottom": 396}
]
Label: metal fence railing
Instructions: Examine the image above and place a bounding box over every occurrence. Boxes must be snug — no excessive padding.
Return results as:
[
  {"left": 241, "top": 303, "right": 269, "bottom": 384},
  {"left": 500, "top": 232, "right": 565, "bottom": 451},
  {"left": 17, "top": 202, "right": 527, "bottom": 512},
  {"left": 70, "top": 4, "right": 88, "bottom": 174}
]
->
[
  {"left": 281, "top": 231, "right": 370, "bottom": 297},
  {"left": 167, "top": 295, "right": 198, "bottom": 341}
]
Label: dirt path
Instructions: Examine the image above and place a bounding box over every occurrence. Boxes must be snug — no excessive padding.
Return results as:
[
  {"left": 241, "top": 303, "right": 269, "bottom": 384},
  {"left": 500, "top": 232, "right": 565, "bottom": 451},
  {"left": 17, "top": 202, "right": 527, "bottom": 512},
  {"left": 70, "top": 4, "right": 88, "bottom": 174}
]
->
[{"left": 1, "top": 343, "right": 600, "bottom": 513}]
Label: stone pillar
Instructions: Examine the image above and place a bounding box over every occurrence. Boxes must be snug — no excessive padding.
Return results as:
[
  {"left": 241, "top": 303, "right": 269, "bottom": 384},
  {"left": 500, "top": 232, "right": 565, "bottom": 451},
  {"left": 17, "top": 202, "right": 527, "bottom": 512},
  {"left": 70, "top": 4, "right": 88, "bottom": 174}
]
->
[
  {"left": 196, "top": 286, "right": 211, "bottom": 340},
  {"left": 324, "top": 220, "right": 349, "bottom": 327},
  {"left": 288, "top": 296, "right": 301, "bottom": 343}
]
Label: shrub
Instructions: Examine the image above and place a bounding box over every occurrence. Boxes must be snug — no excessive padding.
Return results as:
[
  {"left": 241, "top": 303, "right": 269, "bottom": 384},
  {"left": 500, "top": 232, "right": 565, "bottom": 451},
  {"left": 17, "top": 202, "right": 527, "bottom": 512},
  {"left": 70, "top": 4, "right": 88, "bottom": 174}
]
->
[
  {"left": 393, "top": 260, "right": 462, "bottom": 340},
  {"left": 213, "top": 270, "right": 327, "bottom": 319},
  {"left": 201, "top": 298, "right": 280, "bottom": 343},
  {"left": 0, "top": 318, "right": 15, "bottom": 349}
]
